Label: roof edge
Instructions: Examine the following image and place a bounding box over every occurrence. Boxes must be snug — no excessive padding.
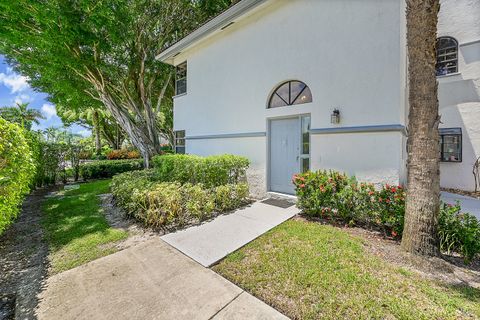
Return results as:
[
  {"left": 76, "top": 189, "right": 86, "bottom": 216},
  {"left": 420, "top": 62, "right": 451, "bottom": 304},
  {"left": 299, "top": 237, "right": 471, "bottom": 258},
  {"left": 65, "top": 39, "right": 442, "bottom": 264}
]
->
[{"left": 156, "top": 0, "right": 268, "bottom": 64}]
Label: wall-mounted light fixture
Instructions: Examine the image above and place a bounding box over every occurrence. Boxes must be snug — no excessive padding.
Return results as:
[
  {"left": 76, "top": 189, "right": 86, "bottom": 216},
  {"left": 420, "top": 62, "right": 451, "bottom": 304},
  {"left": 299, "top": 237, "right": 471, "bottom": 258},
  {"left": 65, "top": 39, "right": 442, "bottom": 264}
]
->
[{"left": 331, "top": 108, "right": 341, "bottom": 124}]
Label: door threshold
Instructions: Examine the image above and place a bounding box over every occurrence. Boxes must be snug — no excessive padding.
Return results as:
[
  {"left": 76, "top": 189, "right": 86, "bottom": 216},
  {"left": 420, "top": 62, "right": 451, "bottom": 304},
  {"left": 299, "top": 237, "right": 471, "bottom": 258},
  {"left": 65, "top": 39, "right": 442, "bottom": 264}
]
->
[{"left": 266, "top": 191, "right": 298, "bottom": 201}]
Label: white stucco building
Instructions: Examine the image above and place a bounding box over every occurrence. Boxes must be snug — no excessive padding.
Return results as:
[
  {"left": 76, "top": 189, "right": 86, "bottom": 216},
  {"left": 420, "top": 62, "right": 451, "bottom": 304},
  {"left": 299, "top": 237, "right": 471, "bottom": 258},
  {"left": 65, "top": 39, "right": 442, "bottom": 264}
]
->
[{"left": 158, "top": 0, "right": 480, "bottom": 197}]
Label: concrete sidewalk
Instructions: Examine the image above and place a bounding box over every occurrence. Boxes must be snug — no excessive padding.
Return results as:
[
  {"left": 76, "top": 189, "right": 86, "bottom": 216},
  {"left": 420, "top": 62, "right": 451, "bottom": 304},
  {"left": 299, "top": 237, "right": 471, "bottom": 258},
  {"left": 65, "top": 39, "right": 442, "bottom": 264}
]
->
[
  {"left": 36, "top": 238, "right": 288, "bottom": 320},
  {"left": 441, "top": 191, "right": 480, "bottom": 220},
  {"left": 161, "top": 201, "right": 299, "bottom": 267}
]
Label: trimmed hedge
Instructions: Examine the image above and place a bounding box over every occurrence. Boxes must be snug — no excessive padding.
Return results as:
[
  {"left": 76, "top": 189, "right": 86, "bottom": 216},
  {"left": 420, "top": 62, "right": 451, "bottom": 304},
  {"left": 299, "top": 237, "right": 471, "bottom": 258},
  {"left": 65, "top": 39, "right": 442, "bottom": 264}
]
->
[
  {"left": 111, "top": 169, "right": 249, "bottom": 229},
  {"left": 294, "top": 170, "right": 480, "bottom": 262},
  {"left": 80, "top": 159, "right": 143, "bottom": 180},
  {"left": 0, "top": 118, "right": 35, "bottom": 234},
  {"left": 152, "top": 154, "right": 249, "bottom": 188}
]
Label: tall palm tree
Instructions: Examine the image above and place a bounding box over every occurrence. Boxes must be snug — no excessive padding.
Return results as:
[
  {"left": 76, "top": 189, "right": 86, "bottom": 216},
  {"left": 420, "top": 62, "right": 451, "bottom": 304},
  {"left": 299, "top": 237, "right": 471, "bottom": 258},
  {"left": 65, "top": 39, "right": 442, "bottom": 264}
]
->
[
  {"left": 44, "top": 127, "right": 59, "bottom": 142},
  {"left": 401, "top": 0, "right": 441, "bottom": 256},
  {"left": 0, "top": 102, "right": 45, "bottom": 130},
  {"left": 61, "top": 107, "right": 103, "bottom": 155}
]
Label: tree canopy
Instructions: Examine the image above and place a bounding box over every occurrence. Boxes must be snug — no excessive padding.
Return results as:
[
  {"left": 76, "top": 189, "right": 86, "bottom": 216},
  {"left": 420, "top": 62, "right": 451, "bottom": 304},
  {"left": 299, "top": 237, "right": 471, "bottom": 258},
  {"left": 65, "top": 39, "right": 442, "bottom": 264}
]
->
[{"left": 0, "top": 0, "right": 236, "bottom": 165}]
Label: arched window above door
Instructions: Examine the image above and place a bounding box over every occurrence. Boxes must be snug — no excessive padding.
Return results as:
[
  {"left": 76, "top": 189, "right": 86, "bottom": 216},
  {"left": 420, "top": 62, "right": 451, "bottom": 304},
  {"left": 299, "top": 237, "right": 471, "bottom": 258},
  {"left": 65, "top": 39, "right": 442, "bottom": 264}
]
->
[{"left": 268, "top": 80, "right": 312, "bottom": 108}]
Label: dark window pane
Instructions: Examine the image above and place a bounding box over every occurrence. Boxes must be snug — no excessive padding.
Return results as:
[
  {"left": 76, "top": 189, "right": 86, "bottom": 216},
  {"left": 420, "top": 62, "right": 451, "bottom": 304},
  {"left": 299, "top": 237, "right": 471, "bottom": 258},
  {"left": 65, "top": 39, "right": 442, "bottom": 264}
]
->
[
  {"left": 290, "top": 81, "right": 306, "bottom": 104},
  {"left": 301, "top": 116, "right": 310, "bottom": 155},
  {"left": 269, "top": 93, "right": 288, "bottom": 108},
  {"left": 176, "top": 62, "right": 187, "bottom": 78},
  {"left": 175, "top": 130, "right": 185, "bottom": 139},
  {"left": 275, "top": 82, "right": 290, "bottom": 104},
  {"left": 301, "top": 158, "right": 310, "bottom": 173},
  {"left": 174, "top": 130, "right": 186, "bottom": 153},
  {"left": 175, "top": 146, "right": 185, "bottom": 154},
  {"left": 293, "top": 86, "right": 312, "bottom": 105},
  {"left": 439, "top": 128, "right": 462, "bottom": 162},
  {"left": 176, "top": 62, "right": 187, "bottom": 95},
  {"left": 436, "top": 37, "right": 458, "bottom": 76},
  {"left": 176, "top": 78, "right": 187, "bottom": 95}
]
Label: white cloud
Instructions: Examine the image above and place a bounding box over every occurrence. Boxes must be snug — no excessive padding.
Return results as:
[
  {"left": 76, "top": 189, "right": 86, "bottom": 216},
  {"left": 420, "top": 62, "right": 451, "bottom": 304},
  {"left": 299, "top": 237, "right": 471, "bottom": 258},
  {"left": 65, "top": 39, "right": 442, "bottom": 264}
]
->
[
  {"left": 41, "top": 103, "right": 57, "bottom": 119},
  {"left": 0, "top": 72, "right": 29, "bottom": 93},
  {"left": 13, "top": 94, "right": 32, "bottom": 105}
]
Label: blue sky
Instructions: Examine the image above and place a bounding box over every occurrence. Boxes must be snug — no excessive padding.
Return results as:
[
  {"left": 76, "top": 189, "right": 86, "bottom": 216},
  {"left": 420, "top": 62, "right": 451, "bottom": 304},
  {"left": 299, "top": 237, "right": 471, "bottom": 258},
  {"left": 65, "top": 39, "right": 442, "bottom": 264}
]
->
[{"left": 0, "top": 55, "right": 90, "bottom": 137}]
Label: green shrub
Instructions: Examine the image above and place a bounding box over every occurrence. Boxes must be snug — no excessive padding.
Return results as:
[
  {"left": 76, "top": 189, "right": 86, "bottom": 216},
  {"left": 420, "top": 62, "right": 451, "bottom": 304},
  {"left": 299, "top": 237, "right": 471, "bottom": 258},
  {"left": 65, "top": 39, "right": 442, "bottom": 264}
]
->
[
  {"left": 110, "top": 169, "right": 162, "bottom": 215},
  {"left": 375, "top": 184, "right": 406, "bottom": 237},
  {"left": 0, "top": 118, "right": 35, "bottom": 234},
  {"left": 111, "top": 170, "right": 250, "bottom": 229},
  {"left": 294, "top": 170, "right": 480, "bottom": 262},
  {"left": 80, "top": 159, "right": 143, "bottom": 180},
  {"left": 294, "top": 171, "right": 378, "bottom": 223},
  {"left": 152, "top": 154, "right": 249, "bottom": 188},
  {"left": 439, "top": 202, "right": 480, "bottom": 263}
]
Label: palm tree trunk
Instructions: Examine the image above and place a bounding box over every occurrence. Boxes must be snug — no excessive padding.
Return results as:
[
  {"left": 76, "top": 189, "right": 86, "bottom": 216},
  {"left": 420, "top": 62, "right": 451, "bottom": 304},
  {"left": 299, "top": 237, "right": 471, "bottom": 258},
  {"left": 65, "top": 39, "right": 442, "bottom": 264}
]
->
[{"left": 401, "top": 0, "right": 441, "bottom": 257}]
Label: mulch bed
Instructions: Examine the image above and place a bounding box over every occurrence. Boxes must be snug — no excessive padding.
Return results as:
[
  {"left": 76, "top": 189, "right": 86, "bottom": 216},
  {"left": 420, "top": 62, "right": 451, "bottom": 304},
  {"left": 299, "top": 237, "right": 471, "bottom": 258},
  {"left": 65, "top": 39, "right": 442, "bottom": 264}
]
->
[
  {"left": 442, "top": 187, "right": 480, "bottom": 199},
  {"left": 0, "top": 186, "right": 59, "bottom": 319}
]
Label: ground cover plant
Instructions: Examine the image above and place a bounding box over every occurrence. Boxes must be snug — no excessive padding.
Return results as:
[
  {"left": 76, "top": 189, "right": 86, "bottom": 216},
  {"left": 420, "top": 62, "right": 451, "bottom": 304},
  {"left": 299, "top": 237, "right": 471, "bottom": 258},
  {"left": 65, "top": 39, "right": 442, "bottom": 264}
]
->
[
  {"left": 0, "top": 117, "right": 35, "bottom": 234},
  {"left": 293, "top": 170, "right": 480, "bottom": 262},
  {"left": 42, "top": 180, "right": 128, "bottom": 273},
  {"left": 80, "top": 159, "right": 143, "bottom": 180},
  {"left": 111, "top": 154, "right": 250, "bottom": 229},
  {"left": 214, "top": 220, "right": 480, "bottom": 320}
]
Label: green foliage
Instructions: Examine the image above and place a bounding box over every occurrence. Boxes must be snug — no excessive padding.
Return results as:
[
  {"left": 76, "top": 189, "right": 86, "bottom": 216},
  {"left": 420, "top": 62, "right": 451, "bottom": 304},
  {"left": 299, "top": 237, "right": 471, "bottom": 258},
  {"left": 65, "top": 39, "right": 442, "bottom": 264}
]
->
[
  {"left": 0, "top": 117, "right": 35, "bottom": 234},
  {"left": 294, "top": 170, "right": 480, "bottom": 262},
  {"left": 111, "top": 170, "right": 250, "bottom": 229},
  {"left": 111, "top": 155, "right": 250, "bottom": 229},
  {"left": 439, "top": 202, "right": 480, "bottom": 263},
  {"left": 27, "top": 128, "right": 87, "bottom": 186},
  {"left": 214, "top": 183, "right": 250, "bottom": 212},
  {"left": 80, "top": 159, "right": 143, "bottom": 180},
  {"left": 152, "top": 154, "right": 249, "bottom": 188}
]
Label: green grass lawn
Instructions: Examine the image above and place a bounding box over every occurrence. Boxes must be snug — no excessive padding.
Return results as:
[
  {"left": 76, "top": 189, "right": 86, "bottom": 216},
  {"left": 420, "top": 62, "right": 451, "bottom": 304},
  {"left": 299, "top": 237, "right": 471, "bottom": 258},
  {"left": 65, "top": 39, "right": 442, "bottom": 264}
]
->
[
  {"left": 42, "top": 180, "right": 128, "bottom": 274},
  {"left": 213, "top": 220, "right": 480, "bottom": 320}
]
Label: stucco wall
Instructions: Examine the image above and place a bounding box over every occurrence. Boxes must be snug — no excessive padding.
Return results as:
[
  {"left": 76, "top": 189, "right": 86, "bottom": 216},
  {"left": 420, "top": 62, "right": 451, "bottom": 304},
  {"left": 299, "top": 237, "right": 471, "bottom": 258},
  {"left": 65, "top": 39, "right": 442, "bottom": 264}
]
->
[
  {"left": 438, "top": 0, "right": 480, "bottom": 191},
  {"left": 173, "top": 0, "right": 407, "bottom": 196}
]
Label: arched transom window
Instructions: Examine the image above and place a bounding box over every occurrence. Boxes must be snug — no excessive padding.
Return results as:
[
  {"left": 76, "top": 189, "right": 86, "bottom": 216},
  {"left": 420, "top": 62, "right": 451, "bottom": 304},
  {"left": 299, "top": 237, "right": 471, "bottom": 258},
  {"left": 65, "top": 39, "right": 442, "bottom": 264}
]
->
[
  {"left": 268, "top": 80, "right": 312, "bottom": 108},
  {"left": 436, "top": 37, "right": 458, "bottom": 76}
]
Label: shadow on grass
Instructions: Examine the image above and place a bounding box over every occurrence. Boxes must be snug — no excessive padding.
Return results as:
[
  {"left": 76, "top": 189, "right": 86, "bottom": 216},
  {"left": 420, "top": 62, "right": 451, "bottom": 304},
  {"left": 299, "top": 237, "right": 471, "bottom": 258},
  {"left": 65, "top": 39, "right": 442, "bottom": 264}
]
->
[
  {"left": 42, "top": 181, "right": 111, "bottom": 247},
  {"left": 41, "top": 180, "right": 127, "bottom": 273},
  {"left": 442, "top": 282, "right": 480, "bottom": 303}
]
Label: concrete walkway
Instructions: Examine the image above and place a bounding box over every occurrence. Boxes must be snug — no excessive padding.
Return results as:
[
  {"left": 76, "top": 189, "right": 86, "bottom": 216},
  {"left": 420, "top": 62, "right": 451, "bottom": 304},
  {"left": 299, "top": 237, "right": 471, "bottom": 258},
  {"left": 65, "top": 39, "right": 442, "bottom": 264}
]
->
[
  {"left": 161, "top": 201, "right": 299, "bottom": 267},
  {"left": 36, "top": 238, "right": 288, "bottom": 320},
  {"left": 441, "top": 191, "right": 480, "bottom": 220}
]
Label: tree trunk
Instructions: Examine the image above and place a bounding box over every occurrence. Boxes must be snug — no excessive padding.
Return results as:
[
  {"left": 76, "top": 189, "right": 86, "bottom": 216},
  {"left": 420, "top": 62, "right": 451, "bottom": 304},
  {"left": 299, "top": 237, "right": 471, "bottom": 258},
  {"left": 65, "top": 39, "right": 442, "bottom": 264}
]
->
[
  {"left": 100, "top": 121, "right": 124, "bottom": 150},
  {"left": 115, "top": 124, "right": 122, "bottom": 149},
  {"left": 401, "top": 0, "right": 441, "bottom": 257},
  {"left": 92, "top": 110, "right": 102, "bottom": 155},
  {"left": 100, "top": 95, "right": 161, "bottom": 168}
]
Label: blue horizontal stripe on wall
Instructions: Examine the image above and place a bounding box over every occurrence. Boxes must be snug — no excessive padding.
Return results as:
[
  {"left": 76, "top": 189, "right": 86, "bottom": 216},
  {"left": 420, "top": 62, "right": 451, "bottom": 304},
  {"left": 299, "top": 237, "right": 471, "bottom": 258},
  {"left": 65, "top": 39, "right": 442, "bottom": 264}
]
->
[
  {"left": 185, "top": 125, "right": 406, "bottom": 140},
  {"left": 310, "top": 124, "right": 406, "bottom": 135},
  {"left": 186, "top": 131, "right": 267, "bottom": 140}
]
